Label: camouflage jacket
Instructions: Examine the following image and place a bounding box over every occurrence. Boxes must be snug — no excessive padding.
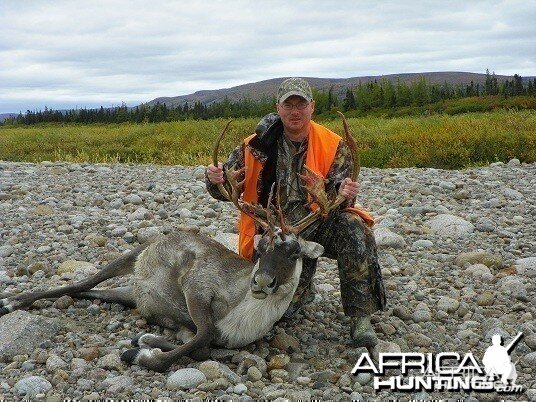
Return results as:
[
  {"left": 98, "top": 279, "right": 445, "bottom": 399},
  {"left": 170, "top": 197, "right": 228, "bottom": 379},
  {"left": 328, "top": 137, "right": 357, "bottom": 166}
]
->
[{"left": 206, "top": 113, "right": 356, "bottom": 235}]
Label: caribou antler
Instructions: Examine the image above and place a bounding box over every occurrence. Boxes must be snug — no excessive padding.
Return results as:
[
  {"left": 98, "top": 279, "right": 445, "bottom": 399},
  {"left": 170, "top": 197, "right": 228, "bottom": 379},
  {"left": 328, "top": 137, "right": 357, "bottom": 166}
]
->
[
  {"left": 285, "top": 111, "right": 360, "bottom": 234},
  {"left": 213, "top": 121, "right": 273, "bottom": 233}
]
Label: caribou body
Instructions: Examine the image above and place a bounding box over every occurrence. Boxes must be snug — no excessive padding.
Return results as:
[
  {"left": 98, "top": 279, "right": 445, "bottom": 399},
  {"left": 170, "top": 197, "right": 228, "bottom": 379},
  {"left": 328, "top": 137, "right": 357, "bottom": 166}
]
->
[{"left": 1, "top": 226, "right": 323, "bottom": 372}]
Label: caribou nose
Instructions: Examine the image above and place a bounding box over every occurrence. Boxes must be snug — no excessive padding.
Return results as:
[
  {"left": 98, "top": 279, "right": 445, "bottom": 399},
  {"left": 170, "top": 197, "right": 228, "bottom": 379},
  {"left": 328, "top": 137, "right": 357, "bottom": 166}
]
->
[{"left": 253, "top": 272, "right": 277, "bottom": 289}]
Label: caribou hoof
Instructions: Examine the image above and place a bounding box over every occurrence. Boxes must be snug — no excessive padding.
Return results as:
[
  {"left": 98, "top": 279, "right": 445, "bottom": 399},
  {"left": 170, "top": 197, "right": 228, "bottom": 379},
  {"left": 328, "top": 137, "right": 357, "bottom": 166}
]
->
[
  {"left": 121, "top": 347, "right": 166, "bottom": 372},
  {"left": 131, "top": 333, "right": 158, "bottom": 348},
  {"left": 121, "top": 347, "right": 142, "bottom": 365}
]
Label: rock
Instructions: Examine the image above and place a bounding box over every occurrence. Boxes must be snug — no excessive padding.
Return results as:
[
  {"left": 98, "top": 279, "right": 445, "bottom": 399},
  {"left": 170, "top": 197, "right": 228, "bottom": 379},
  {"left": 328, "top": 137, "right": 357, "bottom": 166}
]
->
[
  {"left": 454, "top": 251, "right": 503, "bottom": 269},
  {"left": 466, "top": 263, "right": 492, "bottom": 278},
  {"left": 137, "top": 226, "right": 161, "bottom": 243},
  {"left": 52, "top": 295, "right": 75, "bottom": 310},
  {"left": 198, "top": 360, "right": 223, "bottom": 380},
  {"left": 269, "top": 332, "right": 300, "bottom": 353},
  {"left": 267, "top": 354, "right": 290, "bottom": 370},
  {"left": 476, "top": 291, "right": 495, "bottom": 306},
  {"left": 393, "top": 306, "right": 412, "bottom": 321},
  {"left": 233, "top": 383, "right": 247, "bottom": 395},
  {"left": 46, "top": 354, "right": 68, "bottom": 372},
  {"left": 0, "top": 311, "right": 62, "bottom": 362},
  {"left": 437, "top": 296, "right": 460, "bottom": 313},
  {"left": 521, "top": 352, "right": 536, "bottom": 367},
  {"left": 14, "top": 376, "right": 52, "bottom": 397},
  {"left": 123, "top": 194, "right": 143, "bottom": 205},
  {"left": 317, "top": 283, "right": 335, "bottom": 292},
  {"left": 166, "top": 368, "right": 206, "bottom": 390},
  {"left": 515, "top": 257, "right": 536, "bottom": 277},
  {"left": 247, "top": 366, "right": 262, "bottom": 381},
  {"left": 97, "top": 353, "right": 123, "bottom": 371},
  {"left": 212, "top": 232, "right": 239, "bottom": 253},
  {"left": 412, "top": 239, "right": 434, "bottom": 249},
  {"left": 84, "top": 233, "right": 107, "bottom": 247},
  {"left": 0, "top": 245, "right": 14, "bottom": 258},
  {"left": 102, "top": 375, "right": 134, "bottom": 393},
  {"left": 503, "top": 188, "right": 524, "bottom": 200},
  {"left": 56, "top": 260, "right": 95, "bottom": 275},
  {"left": 374, "top": 227, "right": 407, "bottom": 248},
  {"left": 79, "top": 347, "right": 100, "bottom": 361},
  {"left": 425, "top": 214, "right": 474, "bottom": 237},
  {"left": 128, "top": 207, "right": 153, "bottom": 221},
  {"left": 412, "top": 309, "right": 432, "bottom": 323},
  {"left": 33, "top": 205, "right": 54, "bottom": 216},
  {"left": 406, "top": 333, "right": 433, "bottom": 347}
]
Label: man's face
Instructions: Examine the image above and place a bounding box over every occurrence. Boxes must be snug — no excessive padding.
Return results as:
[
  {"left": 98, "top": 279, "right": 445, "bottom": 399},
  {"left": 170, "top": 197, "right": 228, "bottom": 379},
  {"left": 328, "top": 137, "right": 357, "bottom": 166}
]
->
[{"left": 276, "top": 95, "right": 315, "bottom": 135}]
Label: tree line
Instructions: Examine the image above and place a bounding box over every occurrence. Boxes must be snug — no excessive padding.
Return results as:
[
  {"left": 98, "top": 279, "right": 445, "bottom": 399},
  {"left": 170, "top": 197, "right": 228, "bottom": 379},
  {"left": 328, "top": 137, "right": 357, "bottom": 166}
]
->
[{"left": 4, "top": 71, "right": 535, "bottom": 125}]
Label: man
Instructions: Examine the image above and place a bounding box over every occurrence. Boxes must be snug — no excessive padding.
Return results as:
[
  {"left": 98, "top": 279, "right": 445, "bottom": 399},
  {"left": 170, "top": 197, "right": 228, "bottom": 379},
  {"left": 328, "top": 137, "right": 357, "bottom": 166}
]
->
[{"left": 206, "top": 77, "right": 386, "bottom": 347}]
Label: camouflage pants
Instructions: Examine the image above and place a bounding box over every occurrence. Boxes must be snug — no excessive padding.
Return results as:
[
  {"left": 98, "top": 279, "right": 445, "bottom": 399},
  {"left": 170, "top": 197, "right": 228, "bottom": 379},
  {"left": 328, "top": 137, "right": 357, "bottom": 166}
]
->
[{"left": 292, "top": 211, "right": 387, "bottom": 317}]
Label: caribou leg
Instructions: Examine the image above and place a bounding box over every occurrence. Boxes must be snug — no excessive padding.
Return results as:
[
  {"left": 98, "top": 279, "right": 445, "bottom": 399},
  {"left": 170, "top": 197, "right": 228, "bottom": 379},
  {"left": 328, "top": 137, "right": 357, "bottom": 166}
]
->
[
  {"left": 121, "top": 289, "right": 216, "bottom": 372},
  {"left": 0, "top": 244, "right": 148, "bottom": 316},
  {"left": 77, "top": 286, "right": 136, "bottom": 308}
]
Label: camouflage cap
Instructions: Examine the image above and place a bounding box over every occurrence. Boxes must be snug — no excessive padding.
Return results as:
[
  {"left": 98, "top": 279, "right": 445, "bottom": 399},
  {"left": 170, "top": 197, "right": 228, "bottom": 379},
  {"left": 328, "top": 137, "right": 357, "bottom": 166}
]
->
[{"left": 277, "top": 77, "right": 313, "bottom": 103}]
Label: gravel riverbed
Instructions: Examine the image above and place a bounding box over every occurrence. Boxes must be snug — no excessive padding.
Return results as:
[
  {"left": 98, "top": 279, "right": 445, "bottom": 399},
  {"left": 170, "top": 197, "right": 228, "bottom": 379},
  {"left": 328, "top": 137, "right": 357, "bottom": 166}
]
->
[{"left": 0, "top": 160, "right": 534, "bottom": 401}]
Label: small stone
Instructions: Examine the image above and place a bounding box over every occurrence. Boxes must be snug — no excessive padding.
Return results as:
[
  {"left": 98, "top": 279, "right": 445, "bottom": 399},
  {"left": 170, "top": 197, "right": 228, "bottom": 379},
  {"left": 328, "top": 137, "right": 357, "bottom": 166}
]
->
[
  {"left": 393, "top": 306, "right": 412, "bottom": 321},
  {"left": 296, "top": 376, "right": 311, "bottom": 385},
  {"left": 406, "top": 333, "right": 433, "bottom": 347},
  {"left": 14, "top": 376, "right": 52, "bottom": 397},
  {"left": 247, "top": 366, "right": 262, "bottom": 381},
  {"left": 46, "top": 354, "right": 68, "bottom": 372},
  {"left": 0, "top": 245, "right": 14, "bottom": 257},
  {"left": 437, "top": 296, "right": 459, "bottom": 313},
  {"left": 198, "top": 360, "right": 223, "bottom": 380},
  {"left": 56, "top": 260, "right": 95, "bottom": 275},
  {"left": 123, "top": 194, "right": 143, "bottom": 205},
  {"left": 267, "top": 354, "right": 290, "bottom": 370},
  {"left": 33, "top": 205, "right": 54, "bottom": 216},
  {"left": 97, "top": 353, "right": 123, "bottom": 371},
  {"left": 269, "top": 332, "right": 300, "bottom": 353},
  {"left": 476, "top": 291, "right": 494, "bottom": 306},
  {"left": 166, "top": 368, "right": 206, "bottom": 390},
  {"left": 233, "top": 383, "right": 247, "bottom": 395},
  {"left": 52, "top": 295, "right": 74, "bottom": 310}
]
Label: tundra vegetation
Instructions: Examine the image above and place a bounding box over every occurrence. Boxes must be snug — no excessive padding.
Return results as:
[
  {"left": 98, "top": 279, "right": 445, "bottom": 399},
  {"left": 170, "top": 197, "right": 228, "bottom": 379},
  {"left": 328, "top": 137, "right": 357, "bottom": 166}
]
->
[{"left": 0, "top": 110, "right": 534, "bottom": 169}]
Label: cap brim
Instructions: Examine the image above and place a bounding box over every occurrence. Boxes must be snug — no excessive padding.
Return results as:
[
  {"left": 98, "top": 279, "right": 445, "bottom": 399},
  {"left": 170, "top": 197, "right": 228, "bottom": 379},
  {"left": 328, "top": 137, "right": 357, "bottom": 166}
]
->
[{"left": 278, "top": 91, "right": 312, "bottom": 103}]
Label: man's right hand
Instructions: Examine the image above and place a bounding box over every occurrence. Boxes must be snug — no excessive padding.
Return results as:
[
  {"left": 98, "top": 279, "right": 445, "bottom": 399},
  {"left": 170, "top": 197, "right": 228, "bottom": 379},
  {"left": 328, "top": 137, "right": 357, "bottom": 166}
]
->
[{"left": 207, "top": 163, "right": 224, "bottom": 184}]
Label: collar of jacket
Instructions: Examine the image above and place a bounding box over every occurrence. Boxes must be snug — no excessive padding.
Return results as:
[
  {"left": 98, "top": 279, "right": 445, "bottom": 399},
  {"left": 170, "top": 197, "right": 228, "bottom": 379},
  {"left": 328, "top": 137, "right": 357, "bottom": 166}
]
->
[{"left": 246, "top": 113, "right": 284, "bottom": 162}]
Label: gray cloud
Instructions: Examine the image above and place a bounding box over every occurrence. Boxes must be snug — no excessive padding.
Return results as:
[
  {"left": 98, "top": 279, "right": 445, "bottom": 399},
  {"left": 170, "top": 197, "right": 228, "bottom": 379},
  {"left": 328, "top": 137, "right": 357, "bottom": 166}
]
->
[{"left": 0, "top": 0, "right": 535, "bottom": 113}]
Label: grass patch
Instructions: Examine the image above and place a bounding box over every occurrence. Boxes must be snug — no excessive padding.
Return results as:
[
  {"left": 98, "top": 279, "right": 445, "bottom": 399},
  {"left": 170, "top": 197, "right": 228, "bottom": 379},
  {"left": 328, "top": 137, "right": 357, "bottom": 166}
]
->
[{"left": 1, "top": 111, "right": 534, "bottom": 169}]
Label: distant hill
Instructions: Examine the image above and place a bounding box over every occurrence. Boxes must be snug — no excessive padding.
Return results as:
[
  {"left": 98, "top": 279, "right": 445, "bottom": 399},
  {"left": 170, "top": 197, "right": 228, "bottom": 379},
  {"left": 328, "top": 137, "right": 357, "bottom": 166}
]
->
[
  {"left": 0, "top": 113, "right": 18, "bottom": 122},
  {"left": 147, "top": 72, "right": 535, "bottom": 107}
]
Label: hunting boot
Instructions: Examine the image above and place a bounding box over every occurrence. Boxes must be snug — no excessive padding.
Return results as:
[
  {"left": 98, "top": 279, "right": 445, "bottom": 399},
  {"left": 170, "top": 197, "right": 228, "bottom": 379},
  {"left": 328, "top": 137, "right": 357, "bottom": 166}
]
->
[{"left": 350, "top": 316, "right": 378, "bottom": 347}]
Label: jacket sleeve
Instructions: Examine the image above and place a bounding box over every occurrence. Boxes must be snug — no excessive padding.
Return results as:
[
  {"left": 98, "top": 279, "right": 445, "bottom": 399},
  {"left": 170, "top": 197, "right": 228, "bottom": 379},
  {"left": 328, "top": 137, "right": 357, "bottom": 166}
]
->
[
  {"left": 205, "top": 143, "right": 246, "bottom": 201},
  {"left": 325, "top": 140, "right": 357, "bottom": 208}
]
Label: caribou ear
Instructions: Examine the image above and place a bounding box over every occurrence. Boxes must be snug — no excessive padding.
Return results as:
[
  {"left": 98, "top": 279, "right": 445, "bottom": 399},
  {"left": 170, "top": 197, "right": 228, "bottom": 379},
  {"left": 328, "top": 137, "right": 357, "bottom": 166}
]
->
[
  {"left": 298, "top": 238, "right": 324, "bottom": 259},
  {"left": 253, "top": 234, "right": 263, "bottom": 250}
]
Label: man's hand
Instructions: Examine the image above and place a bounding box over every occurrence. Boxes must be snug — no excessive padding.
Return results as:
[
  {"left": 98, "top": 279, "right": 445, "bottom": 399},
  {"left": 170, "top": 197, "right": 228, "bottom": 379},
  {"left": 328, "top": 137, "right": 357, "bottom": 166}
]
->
[
  {"left": 338, "top": 177, "right": 359, "bottom": 200},
  {"left": 207, "top": 163, "right": 224, "bottom": 184}
]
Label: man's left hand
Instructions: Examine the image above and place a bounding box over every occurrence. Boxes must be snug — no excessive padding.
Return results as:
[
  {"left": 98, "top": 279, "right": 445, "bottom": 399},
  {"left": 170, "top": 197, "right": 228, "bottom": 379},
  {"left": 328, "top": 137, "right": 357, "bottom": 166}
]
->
[{"left": 339, "top": 177, "right": 359, "bottom": 200}]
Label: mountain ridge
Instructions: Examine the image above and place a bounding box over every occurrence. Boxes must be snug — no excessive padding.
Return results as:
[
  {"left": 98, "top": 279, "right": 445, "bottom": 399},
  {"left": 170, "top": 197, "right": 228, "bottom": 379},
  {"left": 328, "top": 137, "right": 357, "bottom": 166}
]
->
[{"left": 147, "top": 71, "right": 534, "bottom": 107}]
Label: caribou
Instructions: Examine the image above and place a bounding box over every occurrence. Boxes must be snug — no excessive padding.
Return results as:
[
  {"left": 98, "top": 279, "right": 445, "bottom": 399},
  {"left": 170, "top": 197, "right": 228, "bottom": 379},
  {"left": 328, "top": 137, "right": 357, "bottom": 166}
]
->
[{"left": 0, "top": 113, "right": 359, "bottom": 373}]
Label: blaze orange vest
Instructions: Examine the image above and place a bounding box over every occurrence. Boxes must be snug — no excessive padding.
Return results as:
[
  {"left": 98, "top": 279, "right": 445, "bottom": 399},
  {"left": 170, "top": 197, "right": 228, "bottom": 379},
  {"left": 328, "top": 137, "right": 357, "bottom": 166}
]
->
[{"left": 238, "top": 121, "right": 374, "bottom": 260}]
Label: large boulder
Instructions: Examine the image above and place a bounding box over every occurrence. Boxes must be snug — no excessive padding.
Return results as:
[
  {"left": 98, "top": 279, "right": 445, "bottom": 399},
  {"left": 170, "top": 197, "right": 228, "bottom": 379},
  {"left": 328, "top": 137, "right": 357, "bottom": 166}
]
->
[
  {"left": 425, "top": 214, "right": 474, "bottom": 238},
  {"left": 0, "top": 310, "right": 62, "bottom": 362}
]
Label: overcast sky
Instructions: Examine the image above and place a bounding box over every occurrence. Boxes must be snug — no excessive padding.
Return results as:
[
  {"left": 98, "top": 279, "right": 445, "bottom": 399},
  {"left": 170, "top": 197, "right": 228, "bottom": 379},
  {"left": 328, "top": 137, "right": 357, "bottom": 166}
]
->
[{"left": 1, "top": 0, "right": 535, "bottom": 113}]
